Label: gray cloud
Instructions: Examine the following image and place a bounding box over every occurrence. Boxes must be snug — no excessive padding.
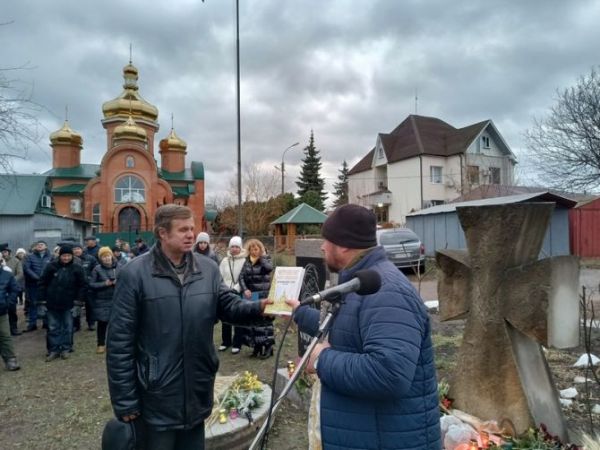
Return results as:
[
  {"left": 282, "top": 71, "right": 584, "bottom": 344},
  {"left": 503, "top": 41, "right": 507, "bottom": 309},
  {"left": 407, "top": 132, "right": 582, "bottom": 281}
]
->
[{"left": 4, "top": 0, "right": 600, "bottom": 197}]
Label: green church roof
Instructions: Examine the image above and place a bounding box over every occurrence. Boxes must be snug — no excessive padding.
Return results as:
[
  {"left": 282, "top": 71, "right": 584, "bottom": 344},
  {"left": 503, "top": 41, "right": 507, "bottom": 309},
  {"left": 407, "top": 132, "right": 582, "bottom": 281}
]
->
[
  {"left": 271, "top": 203, "right": 328, "bottom": 225},
  {"left": 44, "top": 164, "right": 100, "bottom": 179},
  {"left": 160, "top": 162, "right": 204, "bottom": 182},
  {"left": 0, "top": 174, "right": 48, "bottom": 215},
  {"left": 51, "top": 183, "right": 87, "bottom": 194}
]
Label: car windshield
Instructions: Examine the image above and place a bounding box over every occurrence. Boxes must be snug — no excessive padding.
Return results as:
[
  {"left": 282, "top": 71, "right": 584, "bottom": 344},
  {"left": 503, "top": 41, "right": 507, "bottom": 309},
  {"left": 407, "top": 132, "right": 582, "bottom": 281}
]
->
[{"left": 379, "top": 230, "right": 419, "bottom": 245}]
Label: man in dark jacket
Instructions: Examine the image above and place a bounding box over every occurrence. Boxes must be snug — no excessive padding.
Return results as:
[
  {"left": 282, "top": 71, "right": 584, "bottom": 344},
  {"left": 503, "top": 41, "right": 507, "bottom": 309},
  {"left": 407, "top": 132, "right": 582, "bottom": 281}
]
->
[
  {"left": 0, "top": 259, "right": 20, "bottom": 370},
  {"left": 1, "top": 245, "right": 24, "bottom": 335},
  {"left": 107, "top": 204, "right": 270, "bottom": 450},
  {"left": 38, "top": 244, "right": 87, "bottom": 361},
  {"left": 23, "top": 240, "right": 51, "bottom": 332},
  {"left": 84, "top": 235, "right": 99, "bottom": 259},
  {"left": 73, "top": 243, "right": 97, "bottom": 331},
  {"left": 288, "top": 204, "right": 441, "bottom": 450}
]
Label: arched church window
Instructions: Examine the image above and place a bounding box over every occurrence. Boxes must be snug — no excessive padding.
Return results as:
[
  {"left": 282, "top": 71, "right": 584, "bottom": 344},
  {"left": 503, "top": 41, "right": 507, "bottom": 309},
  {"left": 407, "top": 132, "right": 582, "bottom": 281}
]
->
[
  {"left": 126, "top": 156, "right": 135, "bottom": 168},
  {"left": 115, "top": 175, "right": 146, "bottom": 203}
]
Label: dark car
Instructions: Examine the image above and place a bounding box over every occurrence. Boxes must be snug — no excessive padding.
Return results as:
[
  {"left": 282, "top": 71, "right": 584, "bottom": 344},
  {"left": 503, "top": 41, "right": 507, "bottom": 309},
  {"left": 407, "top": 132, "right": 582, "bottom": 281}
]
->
[{"left": 376, "top": 228, "right": 425, "bottom": 272}]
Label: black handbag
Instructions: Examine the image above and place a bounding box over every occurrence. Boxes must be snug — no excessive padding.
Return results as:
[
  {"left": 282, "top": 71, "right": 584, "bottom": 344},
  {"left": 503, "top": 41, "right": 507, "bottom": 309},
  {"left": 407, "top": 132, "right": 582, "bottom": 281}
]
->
[{"left": 101, "top": 417, "right": 146, "bottom": 450}]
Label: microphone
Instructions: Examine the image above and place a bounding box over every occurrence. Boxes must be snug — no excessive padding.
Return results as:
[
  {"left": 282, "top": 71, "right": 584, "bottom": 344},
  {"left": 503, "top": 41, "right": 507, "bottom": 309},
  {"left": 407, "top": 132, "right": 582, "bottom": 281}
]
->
[{"left": 299, "top": 269, "right": 381, "bottom": 306}]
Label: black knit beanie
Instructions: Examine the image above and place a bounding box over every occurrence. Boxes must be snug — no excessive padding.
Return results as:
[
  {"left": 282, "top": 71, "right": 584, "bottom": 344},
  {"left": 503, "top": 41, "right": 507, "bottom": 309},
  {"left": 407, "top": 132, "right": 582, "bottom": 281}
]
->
[
  {"left": 321, "top": 204, "right": 377, "bottom": 249},
  {"left": 59, "top": 244, "right": 74, "bottom": 256}
]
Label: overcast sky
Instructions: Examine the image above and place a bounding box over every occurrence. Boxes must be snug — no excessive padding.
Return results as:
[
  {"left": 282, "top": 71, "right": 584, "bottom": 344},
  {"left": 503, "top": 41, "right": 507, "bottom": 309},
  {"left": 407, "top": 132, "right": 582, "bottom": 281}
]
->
[{"left": 3, "top": 0, "right": 599, "bottom": 203}]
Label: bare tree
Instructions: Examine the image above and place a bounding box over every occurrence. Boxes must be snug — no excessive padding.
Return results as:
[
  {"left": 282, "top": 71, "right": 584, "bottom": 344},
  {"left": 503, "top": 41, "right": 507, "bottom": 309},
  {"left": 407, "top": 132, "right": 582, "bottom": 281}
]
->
[
  {"left": 525, "top": 66, "right": 600, "bottom": 192},
  {"left": 1, "top": 61, "right": 43, "bottom": 173},
  {"left": 216, "top": 163, "right": 287, "bottom": 235}
]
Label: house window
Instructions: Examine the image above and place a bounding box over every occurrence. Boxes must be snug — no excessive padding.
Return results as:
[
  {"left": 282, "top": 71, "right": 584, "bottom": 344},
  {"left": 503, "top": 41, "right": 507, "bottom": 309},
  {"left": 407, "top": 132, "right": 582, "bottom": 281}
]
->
[
  {"left": 481, "top": 136, "right": 490, "bottom": 148},
  {"left": 430, "top": 166, "right": 443, "bottom": 184},
  {"left": 489, "top": 167, "right": 501, "bottom": 184},
  {"left": 115, "top": 175, "right": 146, "bottom": 203},
  {"left": 92, "top": 203, "right": 101, "bottom": 232},
  {"left": 377, "top": 147, "right": 384, "bottom": 159},
  {"left": 467, "top": 165, "right": 480, "bottom": 185},
  {"left": 126, "top": 156, "right": 135, "bottom": 168}
]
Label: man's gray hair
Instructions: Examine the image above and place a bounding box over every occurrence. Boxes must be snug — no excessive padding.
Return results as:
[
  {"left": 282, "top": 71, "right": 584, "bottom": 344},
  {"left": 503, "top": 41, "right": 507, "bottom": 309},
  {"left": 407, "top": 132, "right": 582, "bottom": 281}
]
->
[{"left": 154, "top": 204, "right": 193, "bottom": 239}]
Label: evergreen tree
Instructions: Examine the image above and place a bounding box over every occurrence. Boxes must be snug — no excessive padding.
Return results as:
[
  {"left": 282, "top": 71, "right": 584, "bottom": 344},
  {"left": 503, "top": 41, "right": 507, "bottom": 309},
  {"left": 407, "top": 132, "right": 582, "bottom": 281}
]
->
[
  {"left": 332, "top": 160, "right": 349, "bottom": 207},
  {"left": 296, "top": 130, "right": 327, "bottom": 210}
]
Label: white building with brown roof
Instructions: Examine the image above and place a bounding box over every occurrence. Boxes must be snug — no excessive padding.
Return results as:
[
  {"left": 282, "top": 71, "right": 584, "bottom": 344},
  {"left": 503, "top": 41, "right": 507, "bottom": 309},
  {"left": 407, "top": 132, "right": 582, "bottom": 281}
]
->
[{"left": 347, "top": 114, "right": 517, "bottom": 224}]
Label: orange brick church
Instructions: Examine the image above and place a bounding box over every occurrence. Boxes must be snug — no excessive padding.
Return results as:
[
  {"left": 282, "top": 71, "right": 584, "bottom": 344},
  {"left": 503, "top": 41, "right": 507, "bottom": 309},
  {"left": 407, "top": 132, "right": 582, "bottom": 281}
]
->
[{"left": 45, "top": 61, "right": 205, "bottom": 233}]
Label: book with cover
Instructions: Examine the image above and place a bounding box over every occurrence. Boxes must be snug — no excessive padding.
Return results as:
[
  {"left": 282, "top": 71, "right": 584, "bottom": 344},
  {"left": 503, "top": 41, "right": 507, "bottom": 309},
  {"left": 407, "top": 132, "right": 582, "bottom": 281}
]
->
[{"left": 264, "top": 266, "right": 305, "bottom": 316}]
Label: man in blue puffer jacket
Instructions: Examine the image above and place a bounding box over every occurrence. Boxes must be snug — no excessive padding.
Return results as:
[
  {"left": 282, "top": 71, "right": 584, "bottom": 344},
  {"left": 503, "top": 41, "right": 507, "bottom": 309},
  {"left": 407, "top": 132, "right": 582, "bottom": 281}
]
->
[{"left": 290, "top": 204, "right": 441, "bottom": 450}]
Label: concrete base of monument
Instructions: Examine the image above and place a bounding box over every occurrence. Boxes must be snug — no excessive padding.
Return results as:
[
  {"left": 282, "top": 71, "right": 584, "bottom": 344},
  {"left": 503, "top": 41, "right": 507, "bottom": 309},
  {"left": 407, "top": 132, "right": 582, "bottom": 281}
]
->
[
  {"left": 273, "top": 368, "right": 311, "bottom": 413},
  {"left": 205, "top": 385, "right": 272, "bottom": 450}
]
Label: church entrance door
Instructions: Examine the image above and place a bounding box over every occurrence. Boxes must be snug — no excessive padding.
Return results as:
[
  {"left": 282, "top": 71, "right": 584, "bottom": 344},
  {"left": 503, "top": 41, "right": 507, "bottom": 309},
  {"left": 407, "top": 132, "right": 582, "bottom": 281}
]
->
[{"left": 118, "top": 207, "right": 141, "bottom": 233}]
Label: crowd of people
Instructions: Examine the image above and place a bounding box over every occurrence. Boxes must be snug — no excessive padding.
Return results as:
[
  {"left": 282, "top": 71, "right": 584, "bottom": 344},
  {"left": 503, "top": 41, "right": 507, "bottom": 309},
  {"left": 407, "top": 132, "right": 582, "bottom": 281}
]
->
[
  {"left": 0, "top": 228, "right": 276, "bottom": 371},
  {"left": 0, "top": 235, "right": 153, "bottom": 368}
]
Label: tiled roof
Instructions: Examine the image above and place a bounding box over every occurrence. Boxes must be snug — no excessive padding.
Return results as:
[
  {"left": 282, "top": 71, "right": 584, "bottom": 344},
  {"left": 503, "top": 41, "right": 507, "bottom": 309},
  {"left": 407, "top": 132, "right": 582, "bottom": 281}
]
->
[
  {"left": 349, "top": 115, "right": 491, "bottom": 175},
  {"left": 271, "top": 203, "right": 328, "bottom": 225}
]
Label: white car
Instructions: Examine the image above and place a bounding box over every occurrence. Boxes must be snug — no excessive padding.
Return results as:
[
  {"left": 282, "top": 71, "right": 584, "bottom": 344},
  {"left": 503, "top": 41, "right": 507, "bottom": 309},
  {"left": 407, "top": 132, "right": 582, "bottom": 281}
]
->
[{"left": 376, "top": 228, "right": 425, "bottom": 273}]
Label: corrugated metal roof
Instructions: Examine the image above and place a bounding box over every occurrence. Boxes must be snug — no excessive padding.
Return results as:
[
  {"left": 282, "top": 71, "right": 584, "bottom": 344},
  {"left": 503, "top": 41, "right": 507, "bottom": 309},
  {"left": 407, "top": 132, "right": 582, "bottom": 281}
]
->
[
  {"left": 407, "top": 191, "right": 577, "bottom": 217},
  {"left": 271, "top": 203, "right": 328, "bottom": 224},
  {"left": 0, "top": 174, "right": 48, "bottom": 215}
]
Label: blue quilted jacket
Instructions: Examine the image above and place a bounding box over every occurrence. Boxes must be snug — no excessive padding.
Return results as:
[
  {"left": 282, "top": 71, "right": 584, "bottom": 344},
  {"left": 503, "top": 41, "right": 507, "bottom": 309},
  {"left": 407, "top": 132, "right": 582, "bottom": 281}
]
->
[{"left": 295, "top": 246, "right": 441, "bottom": 450}]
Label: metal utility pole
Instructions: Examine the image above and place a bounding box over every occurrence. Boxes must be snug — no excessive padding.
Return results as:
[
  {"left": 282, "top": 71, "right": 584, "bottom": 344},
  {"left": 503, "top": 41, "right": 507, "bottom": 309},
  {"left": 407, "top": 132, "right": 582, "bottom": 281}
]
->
[
  {"left": 280, "top": 142, "right": 300, "bottom": 195},
  {"left": 236, "top": 0, "right": 243, "bottom": 235}
]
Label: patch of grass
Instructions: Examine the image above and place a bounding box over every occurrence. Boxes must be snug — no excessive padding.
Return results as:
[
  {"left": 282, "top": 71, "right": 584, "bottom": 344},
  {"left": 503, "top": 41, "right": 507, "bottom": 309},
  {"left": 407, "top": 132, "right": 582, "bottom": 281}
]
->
[{"left": 431, "top": 332, "right": 463, "bottom": 349}]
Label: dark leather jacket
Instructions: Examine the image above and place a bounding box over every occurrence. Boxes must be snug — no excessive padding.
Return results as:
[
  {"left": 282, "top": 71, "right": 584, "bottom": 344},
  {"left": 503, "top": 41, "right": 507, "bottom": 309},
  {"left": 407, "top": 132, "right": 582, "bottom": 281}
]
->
[
  {"left": 239, "top": 255, "right": 273, "bottom": 298},
  {"left": 106, "top": 243, "right": 263, "bottom": 430}
]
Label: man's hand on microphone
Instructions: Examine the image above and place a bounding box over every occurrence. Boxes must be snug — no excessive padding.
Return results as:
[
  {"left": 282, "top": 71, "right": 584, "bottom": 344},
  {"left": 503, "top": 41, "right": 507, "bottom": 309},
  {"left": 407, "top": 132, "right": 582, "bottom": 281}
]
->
[{"left": 306, "top": 342, "right": 330, "bottom": 375}]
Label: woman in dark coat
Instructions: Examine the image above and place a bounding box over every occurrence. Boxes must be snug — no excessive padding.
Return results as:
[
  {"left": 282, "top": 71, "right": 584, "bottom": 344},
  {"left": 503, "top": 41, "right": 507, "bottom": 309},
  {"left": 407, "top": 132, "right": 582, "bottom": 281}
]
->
[
  {"left": 89, "top": 246, "right": 119, "bottom": 354},
  {"left": 238, "top": 239, "right": 274, "bottom": 358}
]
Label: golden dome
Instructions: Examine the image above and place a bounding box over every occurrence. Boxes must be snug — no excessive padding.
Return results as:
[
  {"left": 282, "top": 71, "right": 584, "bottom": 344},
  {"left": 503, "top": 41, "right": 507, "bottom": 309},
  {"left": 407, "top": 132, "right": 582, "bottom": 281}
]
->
[
  {"left": 102, "top": 63, "right": 158, "bottom": 122},
  {"left": 113, "top": 115, "right": 147, "bottom": 144},
  {"left": 50, "top": 121, "right": 83, "bottom": 147},
  {"left": 159, "top": 128, "right": 187, "bottom": 152}
]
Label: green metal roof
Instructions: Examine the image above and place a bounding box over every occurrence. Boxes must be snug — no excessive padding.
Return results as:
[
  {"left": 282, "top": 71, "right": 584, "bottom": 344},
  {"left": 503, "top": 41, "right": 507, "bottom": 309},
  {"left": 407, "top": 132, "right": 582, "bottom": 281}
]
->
[
  {"left": 271, "top": 203, "right": 328, "bottom": 225},
  {"left": 204, "top": 209, "right": 218, "bottom": 222},
  {"left": 51, "top": 183, "right": 87, "bottom": 194},
  {"left": 172, "top": 185, "right": 195, "bottom": 197},
  {"left": 0, "top": 174, "right": 48, "bottom": 215},
  {"left": 44, "top": 163, "right": 100, "bottom": 179},
  {"left": 160, "top": 162, "right": 204, "bottom": 182}
]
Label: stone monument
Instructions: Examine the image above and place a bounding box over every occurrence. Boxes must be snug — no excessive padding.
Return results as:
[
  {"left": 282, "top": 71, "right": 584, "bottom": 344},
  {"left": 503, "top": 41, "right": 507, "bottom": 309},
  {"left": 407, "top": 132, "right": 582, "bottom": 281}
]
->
[{"left": 436, "top": 203, "right": 579, "bottom": 440}]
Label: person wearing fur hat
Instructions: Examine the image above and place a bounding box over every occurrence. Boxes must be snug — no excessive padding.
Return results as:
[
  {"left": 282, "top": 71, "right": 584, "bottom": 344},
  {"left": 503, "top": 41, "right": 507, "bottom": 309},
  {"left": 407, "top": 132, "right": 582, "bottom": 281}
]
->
[
  {"left": 38, "top": 244, "right": 87, "bottom": 361},
  {"left": 193, "top": 232, "right": 219, "bottom": 264},
  {"left": 89, "top": 247, "right": 120, "bottom": 354},
  {"left": 218, "top": 236, "right": 247, "bottom": 353},
  {"left": 286, "top": 204, "right": 441, "bottom": 450}
]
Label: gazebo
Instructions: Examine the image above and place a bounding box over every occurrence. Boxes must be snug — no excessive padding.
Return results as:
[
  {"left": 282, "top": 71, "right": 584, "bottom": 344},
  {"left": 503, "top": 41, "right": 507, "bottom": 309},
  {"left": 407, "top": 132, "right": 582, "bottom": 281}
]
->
[{"left": 271, "top": 203, "right": 328, "bottom": 251}]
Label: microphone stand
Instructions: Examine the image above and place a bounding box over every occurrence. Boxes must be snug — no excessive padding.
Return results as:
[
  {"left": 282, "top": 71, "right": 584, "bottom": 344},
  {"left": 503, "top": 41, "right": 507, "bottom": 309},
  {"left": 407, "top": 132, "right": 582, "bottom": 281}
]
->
[{"left": 248, "top": 300, "right": 341, "bottom": 450}]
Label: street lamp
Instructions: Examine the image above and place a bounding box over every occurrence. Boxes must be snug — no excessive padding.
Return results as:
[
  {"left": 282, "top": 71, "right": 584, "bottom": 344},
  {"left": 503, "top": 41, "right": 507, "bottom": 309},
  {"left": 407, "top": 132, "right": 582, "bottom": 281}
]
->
[{"left": 280, "top": 142, "right": 300, "bottom": 195}]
